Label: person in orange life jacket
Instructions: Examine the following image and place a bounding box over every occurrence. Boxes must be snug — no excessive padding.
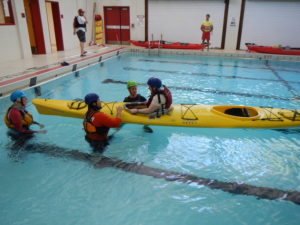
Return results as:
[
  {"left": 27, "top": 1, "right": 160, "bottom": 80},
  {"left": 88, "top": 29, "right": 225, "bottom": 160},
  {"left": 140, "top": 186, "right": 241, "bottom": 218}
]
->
[
  {"left": 124, "top": 81, "right": 153, "bottom": 133},
  {"left": 4, "top": 90, "right": 47, "bottom": 135},
  {"left": 127, "top": 77, "right": 172, "bottom": 115},
  {"left": 73, "top": 9, "right": 88, "bottom": 57},
  {"left": 201, "top": 14, "right": 213, "bottom": 46},
  {"left": 83, "top": 93, "right": 122, "bottom": 153}
]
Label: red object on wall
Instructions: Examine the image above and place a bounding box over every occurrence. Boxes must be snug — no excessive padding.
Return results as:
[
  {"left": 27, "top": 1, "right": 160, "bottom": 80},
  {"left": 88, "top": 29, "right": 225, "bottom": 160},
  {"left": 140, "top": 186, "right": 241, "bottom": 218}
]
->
[
  {"left": 104, "top": 6, "right": 130, "bottom": 44},
  {"left": 30, "top": 0, "right": 46, "bottom": 54}
]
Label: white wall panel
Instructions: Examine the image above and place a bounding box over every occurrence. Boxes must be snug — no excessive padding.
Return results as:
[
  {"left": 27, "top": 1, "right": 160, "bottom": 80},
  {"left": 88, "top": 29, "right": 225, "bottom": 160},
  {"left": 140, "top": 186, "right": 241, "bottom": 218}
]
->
[
  {"left": 240, "top": 0, "right": 300, "bottom": 49},
  {"left": 149, "top": 0, "right": 225, "bottom": 47}
]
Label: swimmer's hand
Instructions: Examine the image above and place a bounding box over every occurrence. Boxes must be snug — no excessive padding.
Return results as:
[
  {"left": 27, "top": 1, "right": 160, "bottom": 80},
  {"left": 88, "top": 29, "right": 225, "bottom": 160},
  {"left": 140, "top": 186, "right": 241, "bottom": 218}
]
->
[
  {"left": 38, "top": 123, "right": 45, "bottom": 129},
  {"left": 116, "top": 106, "right": 123, "bottom": 118}
]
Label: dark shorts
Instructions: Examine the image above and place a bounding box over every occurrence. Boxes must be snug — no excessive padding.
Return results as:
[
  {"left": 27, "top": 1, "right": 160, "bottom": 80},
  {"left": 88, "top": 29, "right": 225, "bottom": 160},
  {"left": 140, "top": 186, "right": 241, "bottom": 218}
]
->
[{"left": 77, "top": 30, "right": 86, "bottom": 43}]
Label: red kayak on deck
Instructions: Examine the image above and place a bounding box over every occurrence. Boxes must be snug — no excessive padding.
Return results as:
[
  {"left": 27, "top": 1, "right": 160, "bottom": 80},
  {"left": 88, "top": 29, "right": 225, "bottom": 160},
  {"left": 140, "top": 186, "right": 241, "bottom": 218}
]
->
[
  {"left": 245, "top": 43, "right": 300, "bottom": 56},
  {"left": 130, "top": 40, "right": 160, "bottom": 48},
  {"left": 131, "top": 40, "right": 206, "bottom": 50}
]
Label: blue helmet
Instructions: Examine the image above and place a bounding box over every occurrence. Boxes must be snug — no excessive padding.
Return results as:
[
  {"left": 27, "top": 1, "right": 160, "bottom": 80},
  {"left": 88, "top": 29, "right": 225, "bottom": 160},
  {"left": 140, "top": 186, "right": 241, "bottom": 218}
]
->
[
  {"left": 147, "top": 77, "right": 162, "bottom": 88},
  {"left": 84, "top": 93, "right": 99, "bottom": 105},
  {"left": 10, "top": 90, "right": 26, "bottom": 102}
]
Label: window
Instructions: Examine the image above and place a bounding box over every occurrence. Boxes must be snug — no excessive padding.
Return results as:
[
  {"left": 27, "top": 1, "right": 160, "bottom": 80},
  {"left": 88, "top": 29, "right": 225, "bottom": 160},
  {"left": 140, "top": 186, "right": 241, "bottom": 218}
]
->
[{"left": 0, "top": 0, "right": 14, "bottom": 25}]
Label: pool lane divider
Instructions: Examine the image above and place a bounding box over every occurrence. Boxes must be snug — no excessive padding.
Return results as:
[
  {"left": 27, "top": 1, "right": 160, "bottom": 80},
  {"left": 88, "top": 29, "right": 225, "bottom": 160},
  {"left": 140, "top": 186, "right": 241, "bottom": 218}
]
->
[
  {"left": 15, "top": 142, "right": 300, "bottom": 206},
  {"left": 265, "top": 62, "right": 299, "bottom": 97},
  {"left": 123, "top": 67, "right": 300, "bottom": 85},
  {"left": 0, "top": 47, "right": 125, "bottom": 97},
  {"left": 102, "top": 79, "right": 300, "bottom": 102},
  {"left": 138, "top": 59, "right": 300, "bottom": 74}
]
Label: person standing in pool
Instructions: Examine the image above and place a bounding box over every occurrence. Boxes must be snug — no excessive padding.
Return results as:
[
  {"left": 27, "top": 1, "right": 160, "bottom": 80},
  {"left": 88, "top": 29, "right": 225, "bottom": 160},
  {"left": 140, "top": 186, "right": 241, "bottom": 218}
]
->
[
  {"left": 127, "top": 77, "right": 172, "bottom": 116},
  {"left": 124, "top": 81, "right": 153, "bottom": 133},
  {"left": 83, "top": 93, "right": 122, "bottom": 153},
  {"left": 5, "top": 90, "right": 47, "bottom": 148},
  {"left": 73, "top": 9, "right": 88, "bottom": 57},
  {"left": 201, "top": 14, "right": 213, "bottom": 49},
  {"left": 124, "top": 81, "right": 147, "bottom": 102},
  {"left": 4, "top": 90, "right": 47, "bottom": 135}
]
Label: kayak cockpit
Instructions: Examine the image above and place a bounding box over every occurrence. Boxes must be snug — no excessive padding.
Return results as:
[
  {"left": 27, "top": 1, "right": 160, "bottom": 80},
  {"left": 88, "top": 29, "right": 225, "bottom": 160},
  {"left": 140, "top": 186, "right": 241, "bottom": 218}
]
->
[{"left": 212, "top": 105, "right": 259, "bottom": 119}]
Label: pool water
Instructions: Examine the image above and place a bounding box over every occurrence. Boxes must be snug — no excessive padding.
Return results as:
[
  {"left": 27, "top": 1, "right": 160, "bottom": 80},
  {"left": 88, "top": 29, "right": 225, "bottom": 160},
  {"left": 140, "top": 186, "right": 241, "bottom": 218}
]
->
[{"left": 0, "top": 53, "right": 300, "bottom": 225}]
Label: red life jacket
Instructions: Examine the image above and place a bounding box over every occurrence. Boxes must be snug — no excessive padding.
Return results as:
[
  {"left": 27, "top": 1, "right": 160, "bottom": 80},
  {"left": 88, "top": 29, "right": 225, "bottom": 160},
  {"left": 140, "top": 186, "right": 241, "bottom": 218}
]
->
[{"left": 146, "top": 85, "right": 172, "bottom": 112}]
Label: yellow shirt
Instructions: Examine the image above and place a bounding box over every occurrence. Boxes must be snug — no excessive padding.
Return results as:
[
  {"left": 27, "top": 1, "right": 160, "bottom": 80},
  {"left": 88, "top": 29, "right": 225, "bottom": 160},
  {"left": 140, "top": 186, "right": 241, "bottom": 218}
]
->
[{"left": 201, "top": 21, "right": 213, "bottom": 32}]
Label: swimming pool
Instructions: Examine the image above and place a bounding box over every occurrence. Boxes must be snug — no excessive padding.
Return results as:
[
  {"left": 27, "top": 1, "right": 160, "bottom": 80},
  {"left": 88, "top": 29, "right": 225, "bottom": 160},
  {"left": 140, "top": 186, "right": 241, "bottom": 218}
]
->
[{"left": 1, "top": 53, "right": 300, "bottom": 225}]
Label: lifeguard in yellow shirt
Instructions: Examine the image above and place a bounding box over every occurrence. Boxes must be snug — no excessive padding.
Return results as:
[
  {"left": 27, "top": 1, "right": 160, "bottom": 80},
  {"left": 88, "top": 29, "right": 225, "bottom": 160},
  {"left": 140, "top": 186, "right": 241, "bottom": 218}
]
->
[{"left": 201, "top": 14, "right": 213, "bottom": 47}]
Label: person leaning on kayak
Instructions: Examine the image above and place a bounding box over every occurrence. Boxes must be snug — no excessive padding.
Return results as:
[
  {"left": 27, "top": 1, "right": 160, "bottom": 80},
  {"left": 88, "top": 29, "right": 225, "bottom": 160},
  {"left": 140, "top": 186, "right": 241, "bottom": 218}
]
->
[
  {"left": 83, "top": 93, "right": 122, "bottom": 153},
  {"left": 124, "top": 81, "right": 153, "bottom": 133},
  {"left": 4, "top": 90, "right": 47, "bottom": 135},
  {"left": 123, "top": 80, "right": 147, "bottom": 102},
  {"left": 127, "top": 77, "right": 172, "bottom": 116}
]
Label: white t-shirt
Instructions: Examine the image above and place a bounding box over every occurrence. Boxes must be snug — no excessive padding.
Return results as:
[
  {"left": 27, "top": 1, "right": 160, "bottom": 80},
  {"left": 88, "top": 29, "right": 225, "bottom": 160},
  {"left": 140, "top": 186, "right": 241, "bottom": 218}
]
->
[
  {"left": 149, "top": 93, "right": 166, "bottom": 112},
  {"left": 75, "top": 16, "right": 86, "bottom": 32}
]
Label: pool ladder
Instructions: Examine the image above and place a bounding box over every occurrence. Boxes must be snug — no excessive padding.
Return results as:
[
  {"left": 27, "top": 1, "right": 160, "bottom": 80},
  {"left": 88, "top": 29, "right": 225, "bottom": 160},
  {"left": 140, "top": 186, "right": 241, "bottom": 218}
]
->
[{"left": 148, "top": 34, "right": 162, "bottom": 56}]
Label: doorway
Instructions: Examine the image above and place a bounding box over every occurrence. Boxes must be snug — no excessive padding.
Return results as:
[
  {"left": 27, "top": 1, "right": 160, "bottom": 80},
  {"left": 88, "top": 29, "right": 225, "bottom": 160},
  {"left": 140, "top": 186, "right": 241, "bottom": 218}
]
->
[
  {"left": 24, "top": 0, "right": 45, "bottom": 54},
  {"left": 104, "top": 6, "right": 130, "bottom": 44},
  {"left": 45, "top": 1, "right": 64, "bottom": 52}
]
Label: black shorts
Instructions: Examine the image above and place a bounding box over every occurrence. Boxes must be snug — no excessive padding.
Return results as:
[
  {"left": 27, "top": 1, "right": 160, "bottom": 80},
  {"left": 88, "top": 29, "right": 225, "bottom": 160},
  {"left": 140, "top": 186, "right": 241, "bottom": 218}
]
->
[{"left": 76, "top": 30, "right": 86, "bottom": 43}]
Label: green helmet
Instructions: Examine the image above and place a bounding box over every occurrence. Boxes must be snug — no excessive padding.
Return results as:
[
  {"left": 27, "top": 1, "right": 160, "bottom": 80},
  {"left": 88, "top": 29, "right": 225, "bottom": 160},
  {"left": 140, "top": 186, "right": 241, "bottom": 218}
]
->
[{"left": 127, "top": 80, "right": 137, "bottom": 88}]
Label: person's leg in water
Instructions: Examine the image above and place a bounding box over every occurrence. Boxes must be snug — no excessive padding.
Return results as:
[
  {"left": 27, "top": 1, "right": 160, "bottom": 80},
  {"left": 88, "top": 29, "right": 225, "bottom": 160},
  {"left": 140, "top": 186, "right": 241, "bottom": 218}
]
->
[
  {"left": 143, "top": 125, "right": 153, "bottom": 133},
  {"left": 6, "top": 131, "right": 34, "bottom": 161},
  {"left": 85, "top": 137, "right": 108, "bottom": 154}
]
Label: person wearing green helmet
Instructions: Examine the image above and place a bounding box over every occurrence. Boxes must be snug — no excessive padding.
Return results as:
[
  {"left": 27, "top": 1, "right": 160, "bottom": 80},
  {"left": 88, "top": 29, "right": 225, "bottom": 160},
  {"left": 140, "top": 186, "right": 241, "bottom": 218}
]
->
[
  {"left": 123, "top": 81, "right": 153, "bottom": 133},
  {"left": 123, "top": 81, "right": 147, "bottom": 102}
]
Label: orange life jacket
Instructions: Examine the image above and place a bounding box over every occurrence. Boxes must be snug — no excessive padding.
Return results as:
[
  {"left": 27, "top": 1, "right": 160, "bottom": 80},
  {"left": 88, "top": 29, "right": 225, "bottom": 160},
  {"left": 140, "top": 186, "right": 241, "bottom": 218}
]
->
[{"left": 4, "top": 105, "right": 33, "bottom": 129}]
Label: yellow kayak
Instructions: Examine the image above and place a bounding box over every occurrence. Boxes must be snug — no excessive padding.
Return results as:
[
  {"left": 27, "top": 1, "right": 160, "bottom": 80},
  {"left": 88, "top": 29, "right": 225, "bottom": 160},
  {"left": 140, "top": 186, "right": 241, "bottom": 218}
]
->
[{"left": 32, "top": 99, "right": 300, "bottom": 128}]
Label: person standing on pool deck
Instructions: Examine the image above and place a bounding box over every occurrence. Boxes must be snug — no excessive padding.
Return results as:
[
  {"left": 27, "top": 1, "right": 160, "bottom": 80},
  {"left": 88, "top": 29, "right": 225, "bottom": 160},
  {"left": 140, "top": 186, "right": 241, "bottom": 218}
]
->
[
  {"left": 73, "top": 9, "right": 88, "bottom": 57},
  {"left": 83, "top": 93, "right": 123, "bottom": 153},
  {"left": 4, "top": 90, "right": 47, "bottom": 135},
  {"left": 124, "top": 81, "right": 153, "bottom": 133},
  {"left": 201, "top": 14, "right": 213, "bottom": 49},
  {"left": 127, "top": 77, "right": 172, "bottom": 116}
]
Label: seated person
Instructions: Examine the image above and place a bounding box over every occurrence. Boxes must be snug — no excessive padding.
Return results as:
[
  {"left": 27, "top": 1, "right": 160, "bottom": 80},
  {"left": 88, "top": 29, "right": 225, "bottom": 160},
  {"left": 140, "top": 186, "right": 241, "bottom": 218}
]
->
[
  {"left": 83, "top": 93, "right": 122, "bottom": 153},
  {"left": 127, "top": 77, "right": 172, "bottom": 116},
  {"left": 124, "top": 80, "right": 153, "bottom": 133}
]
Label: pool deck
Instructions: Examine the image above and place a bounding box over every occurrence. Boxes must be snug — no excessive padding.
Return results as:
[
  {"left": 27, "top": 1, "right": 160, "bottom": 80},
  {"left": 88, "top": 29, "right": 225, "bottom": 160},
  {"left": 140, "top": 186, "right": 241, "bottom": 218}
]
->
[{"left": 0, "top": 44, "right": 299, "bottom": 97}]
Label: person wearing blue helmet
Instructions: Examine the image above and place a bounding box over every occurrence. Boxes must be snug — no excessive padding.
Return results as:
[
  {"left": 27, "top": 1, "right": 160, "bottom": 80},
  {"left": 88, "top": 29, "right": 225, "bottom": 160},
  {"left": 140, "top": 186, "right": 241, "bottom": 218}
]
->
[
  {"left": 127, "top": 77, "right": 172, "bottom": 116},
  {"left": 83, "top": 93, "right": 123, "bottom": 153},
  {"left": 4, "top": 90, "right": 47, "bottom": 135}
]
